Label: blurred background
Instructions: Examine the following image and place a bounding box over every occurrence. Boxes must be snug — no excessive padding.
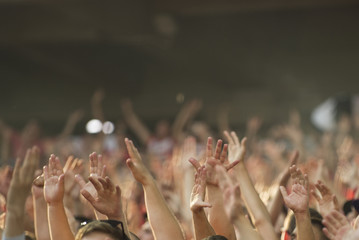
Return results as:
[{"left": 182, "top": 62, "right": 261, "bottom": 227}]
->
[{"left": 1, "top": 0, "right": 359, "bottom": 134}]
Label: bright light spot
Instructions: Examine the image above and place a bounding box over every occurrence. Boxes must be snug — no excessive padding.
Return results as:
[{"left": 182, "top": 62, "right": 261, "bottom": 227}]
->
[
  {"left": 176, "top": 93, "right": 184, "bottom": 103},
  {"left": 102, "top": 121, "right": 115, "bottom": 134},
  {"left": 86, "top": 119, "right": 102, "bottom": 134}
]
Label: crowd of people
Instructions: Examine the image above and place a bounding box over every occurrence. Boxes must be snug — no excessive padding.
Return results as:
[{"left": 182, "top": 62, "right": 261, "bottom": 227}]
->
[{"left": 1, "top": 91, "right": 359, "bottom": 240}]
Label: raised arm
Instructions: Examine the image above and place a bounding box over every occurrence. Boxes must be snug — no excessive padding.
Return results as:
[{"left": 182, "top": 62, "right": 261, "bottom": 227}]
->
[
  {"left": 91, "top": 89, "right": 105, "bottom": 122},
  {"left": 188, "top": 137, "right": 239, "bottom": 240},
  {"left": 44, "top": 154, "right": 74, "bottom": 240},
  {"left": 58, "top": 110, "right": 84, "bottom": 139},
  {"left": 268, "top": 150, "right": 299, "bottom": 224},
  {"left": 311, "top": 180, "right": 339, "bottom": 218},
  {"left": 172, "top": 99, "right": 202, "bottom": 142},
  {"left": 3, "top": 146, "right": 39, "bottom": 238},
  {"left": 125, "top": 138, "right": 184, "bottom": 240},
  {"left": 216, "top": 165, "right": 263, "bottom": 240},
  {"left": 32, "top": 179, "right": 50, "bottom": 240},
  {"left": 74, "top": 152, "right": 107, "bottom": 220},
  {"left": 121, "top": 100, "right": 151, "bottom": 145},
  {"left": 280, "top": 165, "right": 315, "bottom": 240},
  {"left": 224, "top": 131, "right": 277, "bottom": 240},
  {"left": 190, "top": 166, "right": 215, "bottom": 240}
]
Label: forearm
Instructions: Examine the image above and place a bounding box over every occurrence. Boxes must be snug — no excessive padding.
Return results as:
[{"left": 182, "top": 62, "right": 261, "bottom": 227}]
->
[
  {"left": 143, "top": 179, "right": 184, "bottom": 240},
  {"left": 235, "top": 162, "right": 277, "bottom": 240},
  {"left": 294, "top": 211, "right": 315, "bottom": 240},
  {"left": 47, "top": 203, "right": 75, "bottom": 240},
  {"left": 33, "top": 198, "right": 50, "bottom": 240},
  {"left": 207, "top": 185, "right": 236, "bottom": 240},
  {"left": 4, "top": 212, "right": 25, "bottom": 238},
  {"left": 233, "top": 216, "right": 263, "bottom": 240},
  {"left": 192, "top": 210, "right": 215, "bottom": 240},
  {"left": 4, "top": 190, "right": 26, "bottom": 237},
  {"left": 268, "top": 188, "right": 284, "bottom": 224}
]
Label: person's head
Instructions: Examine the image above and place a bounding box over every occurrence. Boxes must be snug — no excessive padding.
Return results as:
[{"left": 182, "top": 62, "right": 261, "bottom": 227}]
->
[
  {"left": 75, "top": 220, "right": 129, "bottom": 240},
  {"left": 202, "top": 235, "right": 228, "bottom": 240},
  {"left": 155, "top": 120, "right": 170, "bottom": 139},
  {"left": 282, "top": 208, "right": 328, "bottom": 240}
]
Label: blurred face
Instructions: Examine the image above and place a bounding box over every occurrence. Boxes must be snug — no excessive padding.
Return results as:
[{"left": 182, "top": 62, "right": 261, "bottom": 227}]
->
[
  {"left": 155, "top": 120, "right": 170, "bottom": 138},
  {"left": 82, "top": 232, "right": 115, "bottom": 240}
]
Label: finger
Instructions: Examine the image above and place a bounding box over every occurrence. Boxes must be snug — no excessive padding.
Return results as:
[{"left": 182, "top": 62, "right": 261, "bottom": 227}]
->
[
  {"left": 279, "top": 186, "right": 288, "bottom": 199},
  {"left": 322, "top": 219, "right": 336, "bottom": 234},
  {"left": 97, "top": 154, "right": 103, "bottom": 176},
  {"left": 223, "top": 130, "right": 234, "bottom": 145},
  {"left": 206, "top": 137, "right": 213, "bottom": 159},
  {"left": 220, "top": 144, "right": 228, "bottom": 163},
  {"left": 332, "top": 210, "right": 348, "bottom": 226},
  {"left": 101, "top": 165, "right": 106, "bottom": 178},
  {"left": 43, "top": 166, "right": 49, "bottom": 180},
  {"left": 214, "top": 139, "right": 223, "bottom": 160},
  {"left": 311, "top": 189, "right": 321, "bottom": 202},
  {"left": 225, "top": 159, "right": 240, "bottom": 171},
  {"left": 126, "top": 158, "right": 139, "bottom": 175},
  {"left": 322, "top": 227, "right": 334, "bottom": 240},
  {"left": 75, "top": 174, "right": 86, "bottom": 188},
  {"left": 54, "top": 157, "right": 64, "bottom": 176},
  {"left": 231, "top": 131, "right": 240, "bottom": 146},
  {"left": 188, "top": 158, "right": 201, "bottom": 172},
  {"left": 30, "top": 146, "right": 40, "bottom": 170},
  {"left": 81, "top": 189, "right": 97, "bottom": 205},
  {"left": 105, "top": 176, "right": 115, "bottom": 192},
  {"left": 70, "top": 158, "right": 79, "bottom": 171},
  {"left": 326, "top": 212, "right": 341, "bottom": 229},
  {"left": 89, "top": 152, "right": 97, "bottom": 174},
  {"left": 289, "top": 150, "right": 299, "bottom": 166},
  {"left": 125, "top": 138, "right": 133, "bottom": 157},
  {"left": 13, "top": 157, "right": 22, "bottom": 178},
  {"left": 89, "top": 176, "right": 103, "bottom": 192},
  {"left": 64, "top": 156, "right": 74, "bottom": 172},
  {"left": 23, "top": 148, "right": 31, "bottom": 167},
  {"left": 49, "top": 154, "right": 56, "bottom": 175},
  {"left": 58, "top": 174, "right": 65, "bottom": 187},
  {"left": 98, "top": 177, "right": 109, "bottom": 190}
]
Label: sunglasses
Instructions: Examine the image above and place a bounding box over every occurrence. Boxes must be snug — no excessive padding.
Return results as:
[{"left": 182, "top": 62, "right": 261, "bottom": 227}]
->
[{"left": 79, "top": 219, "right": 129, "bottom": 240}]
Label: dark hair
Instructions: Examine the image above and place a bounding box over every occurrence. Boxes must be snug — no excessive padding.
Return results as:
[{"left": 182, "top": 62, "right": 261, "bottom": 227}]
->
[
  {"left": 202, "top": 235, "right": 228, "bottom": 240},
  {"left": 75, "top": 220, "right": 128, "bottom": 240}
]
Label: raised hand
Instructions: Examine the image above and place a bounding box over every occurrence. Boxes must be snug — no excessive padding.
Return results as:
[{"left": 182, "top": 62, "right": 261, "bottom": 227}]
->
[
  {"left": 216, "top": 165, "right": 242, "bottom": 221},
  {"left": 80, "top": 176, "right": 123, "bottom": 220},
  {"left": 75, "top": 152, "right": 105, "bottom": 200},
  {"left": 189, "top": 137, "right": 240, "bottom": 185},
  {"left": 280, "top": 165, "right": 309, "bottom": 214},
  {"left": 322, "top": 210, "right": 352, "bottom": 240},
  {"left": 278, "top": 151, "right": 299, "bottom": 187},
  {"left": 63, "top": 156, "right": 83, "bottom": 197},
  {"left": 190, "top": 166, "right": 212, "bottom": 213},
  {"left": 43, "top": 154, "right": 65, "bottom": 205},
  {"left": 124, "top": 138, "right": 152, "bottom": 185},
  {"left": 223, "top": 131, "right": 247, "bottom": 164},
  {"left": 7, "top": 146, "right": 39, "bottom": 214},
  {"left": 311, "top": 180, "right": 339, "bottom": 218}
]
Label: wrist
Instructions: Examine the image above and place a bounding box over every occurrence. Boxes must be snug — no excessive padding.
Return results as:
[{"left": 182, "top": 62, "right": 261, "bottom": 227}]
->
[
  {"left": 47, "top": 201, "right": 64, "bottom": 208},
  {"left": 107, "top": 210, "right": 125, "bottom": 221},
  {"left": 294, "top": 209, "right": 310, "bottom": 219}
]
